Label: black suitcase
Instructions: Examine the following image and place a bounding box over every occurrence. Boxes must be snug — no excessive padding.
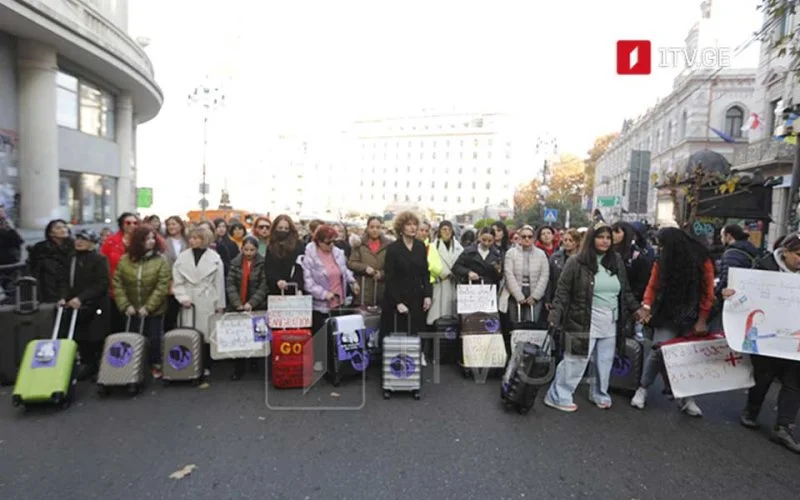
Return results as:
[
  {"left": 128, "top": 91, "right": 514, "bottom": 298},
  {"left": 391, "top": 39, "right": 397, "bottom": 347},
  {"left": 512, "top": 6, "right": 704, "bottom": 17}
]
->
[
  {"left": 609, "top": 337, "right": 644, "bottom": 396},
  {"left": 432, "top": 315, "right": 460, "bottom": 365},
  {"left": 0, "top": 278, "right": 57, "bottom": 385},
  {"left": 359, "top": 277, "right": 382, "bottom": 360},
  {"left": 326, "top": 313, "right": 370, "bottom": 387},
  {"left": 501, "top": 335, "right": 555, "bottom": 414}
]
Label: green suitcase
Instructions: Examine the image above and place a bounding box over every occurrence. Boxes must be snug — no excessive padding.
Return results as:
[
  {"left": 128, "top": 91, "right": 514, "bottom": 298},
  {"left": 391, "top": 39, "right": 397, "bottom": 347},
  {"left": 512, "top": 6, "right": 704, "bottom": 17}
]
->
[{"left": 12, "top": 306, "right": 79, "bottom": 410}]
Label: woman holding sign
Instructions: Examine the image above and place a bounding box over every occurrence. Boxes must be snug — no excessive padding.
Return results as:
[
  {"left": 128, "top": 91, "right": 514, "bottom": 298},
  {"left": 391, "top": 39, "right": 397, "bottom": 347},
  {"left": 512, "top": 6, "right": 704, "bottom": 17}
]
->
[
  {"left": 722, "top": 232, "right": 800, "bottom": 454},
  {"left": 544, "top": 222, "right": 643, "bottom": 412},
  {"left": 452, "top": 227, "right": 503, "bottom": 285},
  {"left": 227, "top": 236, "right": 267, "bottom": 380}
]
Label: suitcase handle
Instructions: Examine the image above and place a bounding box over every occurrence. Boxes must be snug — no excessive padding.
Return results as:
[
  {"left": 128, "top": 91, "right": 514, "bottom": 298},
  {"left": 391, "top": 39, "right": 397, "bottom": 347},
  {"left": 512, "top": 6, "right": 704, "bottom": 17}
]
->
[
  {"left": 52, "top": 306, "right": 79, "bottom": 341},
  {"left": 468, "top": 278, "right": 485, "bottom": 285},
  {"left": 360, "top": 275, "right": 379, "bottom": 307},
  {"left": 13, "top": 276, "right": 39, "bottom": 315},
  {"left": 280, "top": 283, "right": 299, "bottom": 295},
  {"left": 392, "top": 311, "right": 412, "bottom": 336},
  {"left": 178, "top": 303, "right": 196, "bottom": 329},
  {"left": 125, "top": 316, "right": 147, "bottom": 335}
]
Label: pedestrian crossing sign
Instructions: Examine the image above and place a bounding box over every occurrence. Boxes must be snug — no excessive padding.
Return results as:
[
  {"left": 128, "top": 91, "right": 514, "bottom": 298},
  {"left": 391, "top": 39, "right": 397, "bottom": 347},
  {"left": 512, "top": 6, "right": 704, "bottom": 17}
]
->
[{"left": 544, "top": 208, "right": 558, "bottom": 223}]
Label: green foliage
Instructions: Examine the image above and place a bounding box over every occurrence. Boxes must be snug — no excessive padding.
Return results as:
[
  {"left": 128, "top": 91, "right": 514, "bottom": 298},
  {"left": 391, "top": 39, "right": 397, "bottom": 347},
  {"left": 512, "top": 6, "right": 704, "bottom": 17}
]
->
[
  {"left": 474, "top": 218, "right": 494, "bottom": 229},
  {"left": 757, "top": 1, "right": 800, "bottom": 66},
  {"left": 514, "top": 200, "right": 590, "bottom": 229}
]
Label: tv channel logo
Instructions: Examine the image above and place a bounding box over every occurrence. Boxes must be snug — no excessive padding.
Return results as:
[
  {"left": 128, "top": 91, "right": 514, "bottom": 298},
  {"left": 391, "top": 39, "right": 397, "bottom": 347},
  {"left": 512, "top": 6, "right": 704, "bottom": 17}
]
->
[{"left": 616, "top": 40, "right": 651, "bottom": 75}]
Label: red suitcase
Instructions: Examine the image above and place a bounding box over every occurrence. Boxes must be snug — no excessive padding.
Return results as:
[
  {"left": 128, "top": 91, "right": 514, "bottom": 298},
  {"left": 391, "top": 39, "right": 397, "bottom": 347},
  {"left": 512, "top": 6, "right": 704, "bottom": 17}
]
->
[{"left": 271, "top": 329, "right": 314, "bottom": 389}]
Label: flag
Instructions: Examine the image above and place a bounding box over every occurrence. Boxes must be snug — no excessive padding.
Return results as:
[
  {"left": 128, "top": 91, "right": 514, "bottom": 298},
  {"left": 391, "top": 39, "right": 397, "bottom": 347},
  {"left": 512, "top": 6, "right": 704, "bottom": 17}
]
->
[
  {"left": 709, "top": 127, "right": 736, "bottom": 143},
  {"left": 741, "top": 112, "right": 761, "bottom": 131}
]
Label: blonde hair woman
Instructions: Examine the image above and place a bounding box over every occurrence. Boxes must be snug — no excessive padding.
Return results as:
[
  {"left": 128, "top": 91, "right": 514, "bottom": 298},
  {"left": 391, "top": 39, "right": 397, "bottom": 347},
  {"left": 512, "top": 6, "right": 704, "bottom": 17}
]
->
[{"left": 172, "top": 226, "right": 226, "bottom": 377}]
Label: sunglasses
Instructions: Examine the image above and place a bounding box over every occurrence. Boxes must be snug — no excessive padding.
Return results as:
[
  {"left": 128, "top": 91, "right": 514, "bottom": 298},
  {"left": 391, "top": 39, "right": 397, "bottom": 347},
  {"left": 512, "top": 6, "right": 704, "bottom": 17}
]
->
[
  {"left": 257, "top": 225, "right": 270, "bottom": 230},
  {"left": 124, "top": 220, "right": 139, "bottom": 226}
]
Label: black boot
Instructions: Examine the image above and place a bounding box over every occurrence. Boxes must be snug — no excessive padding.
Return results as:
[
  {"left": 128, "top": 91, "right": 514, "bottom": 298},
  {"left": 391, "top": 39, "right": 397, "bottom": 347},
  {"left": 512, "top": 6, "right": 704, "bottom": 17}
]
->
[{"left": 770, "top": 426, "right": 800, "bottom": 454}]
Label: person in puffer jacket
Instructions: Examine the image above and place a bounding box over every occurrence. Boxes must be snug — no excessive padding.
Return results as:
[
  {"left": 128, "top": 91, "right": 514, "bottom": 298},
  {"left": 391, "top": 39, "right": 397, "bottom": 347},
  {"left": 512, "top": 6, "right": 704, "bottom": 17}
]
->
[
  {"left": 113, "top": 224, "right": 172, "bottom": 379},
  {"left": 716, "top": 224, "right": 760, "bottom": 294}
]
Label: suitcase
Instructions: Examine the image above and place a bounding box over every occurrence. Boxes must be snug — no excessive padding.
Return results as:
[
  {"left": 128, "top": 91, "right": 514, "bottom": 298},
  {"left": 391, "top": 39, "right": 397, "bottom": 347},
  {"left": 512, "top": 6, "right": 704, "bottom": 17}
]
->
[
  {"left": 382, "top": 313, "right": 422, "bottom": 400},
  {"left": 432, "top": 315, "right": 460, "bottom": 365},
  {"left": 12, "top": 306, "right": 79, "bottom": 410},
  {"left": 0, "top": 278, "right": 56, "bottom": 386},
  {"left": 609, "top": 337, "right": 645, "bottom": 396},
  {"left": 501, "top": 334, "right": 555, "bottom": 414},
  {"left": 326, "top": 313, "right": 369, "bottom": 386},
  {"left": 162, "top": 305, "right": 204, "bottom": 385},
  {"left": 461, "top": 311, "right": 502, "bottom": 335},
  {"left": 271, "top": 328, "right": 314, "bottom": 389},
  {"left": 508, "top": 304, "right": 548, "bottom": 357},
  {"left": 96, "top": 317, "right": 148, "bottom": 396},
  {"left": 359, "top": 276, "right": 382, "bottom": 359}
]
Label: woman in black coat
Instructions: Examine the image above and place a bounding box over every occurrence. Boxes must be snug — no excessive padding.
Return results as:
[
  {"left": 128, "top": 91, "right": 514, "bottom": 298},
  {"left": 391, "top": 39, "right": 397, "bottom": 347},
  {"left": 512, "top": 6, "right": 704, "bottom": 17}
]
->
[
  {"left": 57, "top": 229, "right": 110, "bottom": 379},
  {"left": 265, "top": 214, "right": 306, "bottom": 295},
  {"left": 452, "top": 227, "right": 503, "bottom": 285},
  {"left": 381, "top": 212, "right": 432, "bottom": 339},
  {"left": 28, "top": 219, "right": 73, "bottom": 302}
]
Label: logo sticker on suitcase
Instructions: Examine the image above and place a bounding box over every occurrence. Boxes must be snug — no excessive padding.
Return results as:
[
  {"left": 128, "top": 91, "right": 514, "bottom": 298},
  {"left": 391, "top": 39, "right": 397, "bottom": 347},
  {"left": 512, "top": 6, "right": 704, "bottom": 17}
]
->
[
  {"left": 484, "top": 317, "right": 501, "bottom": 333},
  {"left": 444, "top": 326, "right": 458, "bottom": 340},
  {"left": 32, "top": 341, "right": 59, "bottom": 368},
  {"left": 612, "top": 355, "right": 632, "bottom": 376},
  {"left": 107, "top": 341, "right": 133, "bottom": 368},
  {"left": 389, "top": 354, "right": 416, "bottom": 378},
  {"left": 336, "top": 331, "right": 370, "bottom": 372},
  {"left": 168, "top": 345, "right": 192, "bottom": 370},
  {"left": 252, "top": 315, "right": 270, "bottom": 342}
]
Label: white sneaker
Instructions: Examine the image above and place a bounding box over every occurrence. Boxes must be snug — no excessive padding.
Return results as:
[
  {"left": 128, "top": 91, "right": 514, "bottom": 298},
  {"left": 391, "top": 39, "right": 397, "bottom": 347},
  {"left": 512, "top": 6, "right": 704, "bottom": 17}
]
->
[
  {"left": 421, "top": 354, "right": 428, "bottom": 367},
  {"left": 630, "top": 387, "right": 647, "bottom": 409},
  {"left": 679, "top": 398, "right": 703, "bottom": 417},
  {"left": 203, "top": 368, "right": 211, "bottom": 378}
]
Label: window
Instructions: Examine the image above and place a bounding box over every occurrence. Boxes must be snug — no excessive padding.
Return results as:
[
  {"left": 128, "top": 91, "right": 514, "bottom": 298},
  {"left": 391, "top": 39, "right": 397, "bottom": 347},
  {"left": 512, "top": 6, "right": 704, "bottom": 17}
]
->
[
  {"left": 417, "top": 195, "right": 422, "bottom": 202},
  {"left": 779, "top": 11, "right": 793, "bottom": 38},
  {"left": 431, "top": 181, "right": 436, "bottom": 188},
  {"left": 725, "top": 106, "right": 744, "bottom": 138},
  {"left": 457, "top": 196, "right": 462, "bottom": 203},
  {"left": 458, "top": 181, "right": 462, "bottom": 189},
  {"left": 443, "top": 195, "right": 448, "bottom": 202},
  {"left": 420, "top": 153, "right": 424, "bottom": 159},
  {"left": 371, "top": 180, "right": 375, "bottom": 187},
  {"left": 59, "top": 171, "right": 116, "bottom": 224},
  {"left": 460, "top": 152, "right": 464, "bottom": 159},
  {"left": 407, "top": 165, "right": 411, "bottom": 173},
  {"left": 56, "top": 72, "right": 79, "bottom": 128},
  {"left": 488, "top": 152, "right": 492, "bottom": 159},
  {"left": 394, "top": 181, "right": 398, "bottom": 188},
  {"left": 446, "top": 152, "right": 450, "bottom": 159},
  {"left": 665, "top": 121, "right": 672, "bottom": 146},
  {"left": 406, "top": 181, "right": 410, "bottom": 188},
  {"left": 458, "top": 168, "right": 463, "bottom": 175},
  {"left": 405, "top": 194, "right": 410, "bottom": 202},
  {"left": 769, "top": 99, "right": 781, "bottom": 136},
  {"left": 622, "top": 179, "right": 627, "bottom": 196},
  {"left": 473, "top": 139, "right": 479, "bottom": 147},
  {"left": 472, "top": 182, "right": 476, "bottom": 189},
  {"left": 444, "top": 181, "right": 449, "bottom": 189},
  {"left": 488, "top": 139, "right": 493, "bottom": 147},
  {"left": 505, "top": 151, "right": 511, "bottom": 159},
  {"left": 432, "top": 152, "right": 436, "bottom": 159}
]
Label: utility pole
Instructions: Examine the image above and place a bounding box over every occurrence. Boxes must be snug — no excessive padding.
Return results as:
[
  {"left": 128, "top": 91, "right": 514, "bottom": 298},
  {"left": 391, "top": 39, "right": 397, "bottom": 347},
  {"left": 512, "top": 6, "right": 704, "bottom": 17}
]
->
[{"left": 188, "top": 79, "right": 225, "bottom": 220}]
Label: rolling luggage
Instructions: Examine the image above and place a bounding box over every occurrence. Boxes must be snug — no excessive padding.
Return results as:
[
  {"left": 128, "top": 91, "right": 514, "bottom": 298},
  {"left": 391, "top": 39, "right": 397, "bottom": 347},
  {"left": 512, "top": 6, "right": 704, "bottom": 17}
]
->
[
  {"left": 461, "top": 311, "right": 502, "bottom": 335},
  {"left": 382, "top": 313, "right": 422, "bottom": 400},
  {"left": 359, "top": 277, "right": 382, "bottom": 359},
  {"left": 432, "top": 315, "right": 460, "bottom": 365},
  {"left": 271, "top": 328, "right": 314, "bottom": 389},
  {"left": 0, "top": 278, "right": 55, "bottom": 385},
  {"left": 12, "top": 306, "right": 79, "bottom": 410},
  {"left": 162, "top": 305, "right": 204, "bottom": 385},
  {"left": 501, "top": 333, "right": 555, "bottom": 414},
  {"left": 609, "top": 337, "right": 645, "bottom": 396},
  {"left": 96, "top": 316, "right": 148, "bottom": 396},
  {"left": 326, "top": 313, "right": 369, "bottom": 387},
  {"left": 458, "top": 282, "right": 505, "bottom": 378},
  {"left": 509, "top": 304, "right": 548, "bottom": 357}
]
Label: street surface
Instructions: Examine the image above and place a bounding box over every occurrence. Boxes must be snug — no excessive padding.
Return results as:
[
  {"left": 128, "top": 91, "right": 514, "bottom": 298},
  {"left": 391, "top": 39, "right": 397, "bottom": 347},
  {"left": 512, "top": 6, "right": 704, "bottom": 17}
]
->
[{"left": 0, "top": 362, "right": 798, "bottom": 500}]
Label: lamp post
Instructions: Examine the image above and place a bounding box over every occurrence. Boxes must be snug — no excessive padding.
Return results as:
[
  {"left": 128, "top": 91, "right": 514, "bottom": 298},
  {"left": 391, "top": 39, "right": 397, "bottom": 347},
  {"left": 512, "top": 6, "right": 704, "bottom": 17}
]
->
[{"left": 188, "top": 79, "right": 225, "bottom": 220}]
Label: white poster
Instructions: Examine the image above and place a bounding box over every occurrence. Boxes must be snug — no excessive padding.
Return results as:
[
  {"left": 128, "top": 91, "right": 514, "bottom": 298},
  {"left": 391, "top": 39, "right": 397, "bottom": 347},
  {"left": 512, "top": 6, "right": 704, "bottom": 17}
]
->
[
  {"left": 461, "top": 334, "right": 507, "bottom": 367},
  {"left": 268, "top": 295, "right": 313, "bottom": 329},
  {"left": 457, "top": 284, "right": 498, "bottom": 314},
  {"left": 723, "top": 268, "right": 800, "bottom": 361},
  {"left": 209, "top": 312, "right": 270, "bottom": 360},
  {"left": 662, "top": 337, "right": 754, "bottom": 398}
]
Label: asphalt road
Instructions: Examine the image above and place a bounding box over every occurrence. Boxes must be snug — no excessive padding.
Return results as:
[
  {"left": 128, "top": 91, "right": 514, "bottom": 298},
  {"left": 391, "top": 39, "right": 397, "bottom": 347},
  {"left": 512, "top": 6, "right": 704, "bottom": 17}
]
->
[{"left": 0, "top": 361, "right": 798, "bottom": 500}]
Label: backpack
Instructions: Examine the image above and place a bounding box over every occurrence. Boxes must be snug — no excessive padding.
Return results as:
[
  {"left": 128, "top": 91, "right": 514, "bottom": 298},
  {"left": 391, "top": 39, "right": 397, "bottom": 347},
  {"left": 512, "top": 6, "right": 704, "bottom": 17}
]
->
[{"left": 723, "top": 247, "right": 766, "bottom": 269}]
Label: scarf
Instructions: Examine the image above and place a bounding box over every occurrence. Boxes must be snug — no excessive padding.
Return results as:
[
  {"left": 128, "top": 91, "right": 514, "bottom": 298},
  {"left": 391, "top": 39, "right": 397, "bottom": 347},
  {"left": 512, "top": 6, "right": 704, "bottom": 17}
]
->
[{"left": 240, "top": 258, "right": 252, "bottom": 303}]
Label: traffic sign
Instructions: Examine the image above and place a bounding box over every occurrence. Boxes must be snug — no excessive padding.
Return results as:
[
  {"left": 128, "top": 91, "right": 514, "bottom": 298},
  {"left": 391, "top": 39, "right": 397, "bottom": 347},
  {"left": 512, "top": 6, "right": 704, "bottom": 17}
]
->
[
  {"left": 136, "top": 187, "right": 153, "bottom": 208},
  {"left": 597, "top": 196, "right": 621, "bottom": 208},
  {"left": 543, "top": 208, "right": 559, "bottom": 223},
  {"left": 198, "top": 199, "right": 209, "bottom": 209}
]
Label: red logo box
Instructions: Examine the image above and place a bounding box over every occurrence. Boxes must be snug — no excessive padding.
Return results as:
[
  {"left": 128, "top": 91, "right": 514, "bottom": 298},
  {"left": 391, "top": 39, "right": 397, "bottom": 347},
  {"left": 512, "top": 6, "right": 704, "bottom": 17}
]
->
[{"left": 617, "top": 40, "right": 651, "bottom": 75}]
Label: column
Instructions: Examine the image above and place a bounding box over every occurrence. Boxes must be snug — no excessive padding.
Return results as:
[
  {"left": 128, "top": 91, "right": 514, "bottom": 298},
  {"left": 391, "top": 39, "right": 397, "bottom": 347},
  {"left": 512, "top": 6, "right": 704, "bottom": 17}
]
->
[
  {"left": 115, "top": 93, "right": 133, "bottom": 214},
  {"left": 17, "top": 39, "right": 58, "bottom": 230}
]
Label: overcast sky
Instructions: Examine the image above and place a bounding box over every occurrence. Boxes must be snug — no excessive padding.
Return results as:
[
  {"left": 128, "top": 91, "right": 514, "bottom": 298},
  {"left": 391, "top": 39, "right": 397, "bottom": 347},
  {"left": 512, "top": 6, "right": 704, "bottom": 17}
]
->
[{"left": 128, "top": 0, "right": 763, "bottom": 216}]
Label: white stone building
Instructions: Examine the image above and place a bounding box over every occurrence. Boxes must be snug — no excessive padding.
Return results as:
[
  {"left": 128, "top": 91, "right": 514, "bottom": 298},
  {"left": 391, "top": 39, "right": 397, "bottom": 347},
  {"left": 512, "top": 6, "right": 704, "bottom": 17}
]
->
[
  {"left": 594, "top": 1, "right": 756, "bottom": 223},
  {"left": 0, "top": 0, "right": 161, "bottom": 231}
]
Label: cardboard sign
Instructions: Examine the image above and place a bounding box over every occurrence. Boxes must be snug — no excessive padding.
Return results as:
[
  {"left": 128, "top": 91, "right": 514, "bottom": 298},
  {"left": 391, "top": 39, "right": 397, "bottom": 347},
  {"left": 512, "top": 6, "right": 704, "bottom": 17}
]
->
[
  {"left": 209, "top": 312, "right": 270, "bottom": 360},
  {"left": 268, "top": 295, "right": 313, "bottom": 329},
  {"left": 461, "top": 333, "right": 507, "bottom": 367},
  {"left": 662, "top": 337, "right": 754, "bottom": 398},
  {"left": 457, "top": 284, "right": 498, "bottom": 314}
]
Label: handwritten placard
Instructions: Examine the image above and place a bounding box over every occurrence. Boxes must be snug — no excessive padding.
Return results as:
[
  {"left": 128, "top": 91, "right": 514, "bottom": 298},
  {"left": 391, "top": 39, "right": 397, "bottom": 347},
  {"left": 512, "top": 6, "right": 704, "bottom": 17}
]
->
[
  {"left": 723, "top": 268, "right": 800, "bottom": 361},
  {"left": 268, "top": 295, "right": 313, "bottom": 329},
  {"left": 461, "top": 334, "right": 507, "bottom": 367},
  {"left": 209, "top": 312, "right": 270, "bottom": 360},
  {"left": 457, "top": 284, "right": 498, "bottom": 314},
  {"left": 662, "top": 337, "right": 754, "bottom": 398}
]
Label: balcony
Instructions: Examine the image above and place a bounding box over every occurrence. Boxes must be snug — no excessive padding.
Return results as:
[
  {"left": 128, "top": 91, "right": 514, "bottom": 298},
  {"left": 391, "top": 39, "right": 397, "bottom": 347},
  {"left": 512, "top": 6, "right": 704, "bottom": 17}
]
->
[{"left": 732, "top": 138, "right": 795, "bottom": 171}]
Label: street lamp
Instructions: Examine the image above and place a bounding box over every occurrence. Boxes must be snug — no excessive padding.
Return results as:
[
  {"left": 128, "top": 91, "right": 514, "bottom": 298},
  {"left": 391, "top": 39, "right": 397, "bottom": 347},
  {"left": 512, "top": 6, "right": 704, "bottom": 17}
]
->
[{"left": 188, "top": 79, "right": 225, "bottom": 220}]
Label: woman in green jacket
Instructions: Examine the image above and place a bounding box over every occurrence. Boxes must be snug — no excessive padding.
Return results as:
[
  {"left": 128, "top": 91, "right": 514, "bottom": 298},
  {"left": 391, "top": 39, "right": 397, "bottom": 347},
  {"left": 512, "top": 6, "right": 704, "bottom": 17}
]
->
[
  {"left": 226, "top": 237, "right": 268, "bottom": 380},
  {"left": 113, "top": 224, "right": 172, "bottom": 378}
]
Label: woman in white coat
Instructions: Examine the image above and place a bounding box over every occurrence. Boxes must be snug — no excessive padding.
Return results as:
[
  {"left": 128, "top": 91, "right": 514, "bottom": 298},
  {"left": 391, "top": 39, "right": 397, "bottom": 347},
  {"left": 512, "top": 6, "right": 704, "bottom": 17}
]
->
[
  {"left": 499, "top": 225, "right": 549, "bottom": 329},
  {"left": 172, "top": 226, "right": 226, "bottom": 377},
  {"left": 427, "top": 221, "right": 464, "bottom": 324}
]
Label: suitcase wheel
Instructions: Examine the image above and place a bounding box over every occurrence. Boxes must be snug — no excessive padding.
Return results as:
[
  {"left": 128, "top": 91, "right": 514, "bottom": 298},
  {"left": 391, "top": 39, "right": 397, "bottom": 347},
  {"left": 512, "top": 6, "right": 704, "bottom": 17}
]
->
[
  {"left": 97, "top": 385, "right": 109, "bottom": 398},
  {"left": 11, "top": 394, "right": 21, "bottom": 407},
  {"left": 413, "top": 390, "right": 421, "bottom": 400},
  {"left": 382, "top": 390, "right": 391, "bottom": 400}
]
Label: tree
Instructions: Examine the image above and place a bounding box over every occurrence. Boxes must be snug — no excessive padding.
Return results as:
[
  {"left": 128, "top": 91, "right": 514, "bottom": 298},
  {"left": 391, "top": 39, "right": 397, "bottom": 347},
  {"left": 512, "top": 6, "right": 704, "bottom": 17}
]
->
[
  {"left": 583, "top": 132, "right": 619, "bottom": 199},
  {"left": 758, "top": 1, "right": 800, "bottom": 69},
  {"left": 513, "top": 154, "right": 591, "bottom": 229},
  {"left": 548, "top": 154, "right": 586, "bottom": 205}
]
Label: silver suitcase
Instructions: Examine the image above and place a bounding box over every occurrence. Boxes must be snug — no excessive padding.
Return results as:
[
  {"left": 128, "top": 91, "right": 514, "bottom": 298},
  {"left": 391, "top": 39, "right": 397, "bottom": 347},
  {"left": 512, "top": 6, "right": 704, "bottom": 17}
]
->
[
  {"left": 97, "top": 317, "right": 148, "bottom": 396},
  {"left": 382, "top": 313, "right": 422, "bottom": 400},
  {"left": 162, "top": 305, "right": 204, "bottom": 384}
]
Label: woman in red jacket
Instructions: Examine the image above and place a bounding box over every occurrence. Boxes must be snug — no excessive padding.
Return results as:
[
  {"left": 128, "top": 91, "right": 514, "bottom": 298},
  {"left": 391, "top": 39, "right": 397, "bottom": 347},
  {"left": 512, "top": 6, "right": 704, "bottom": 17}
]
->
[
  {"left": 100, "top": 212, "right": 141, "bottom": 331},
  {"left": 631, "top": 227, "right": 715, "bottom": 417}
]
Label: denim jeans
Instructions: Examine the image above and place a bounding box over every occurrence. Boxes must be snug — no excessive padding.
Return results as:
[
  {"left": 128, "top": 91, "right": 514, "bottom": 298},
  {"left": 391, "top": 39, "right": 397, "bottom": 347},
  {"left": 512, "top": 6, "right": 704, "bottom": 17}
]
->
[
  {"left": 640, "top": 327, "right": 678, "bottom": 389},
  {"left": 546, "top": 336, "right": 616, "bottom": 406},
  {"left": 130, "top": 315, "right": 164, "bottom": 366}
]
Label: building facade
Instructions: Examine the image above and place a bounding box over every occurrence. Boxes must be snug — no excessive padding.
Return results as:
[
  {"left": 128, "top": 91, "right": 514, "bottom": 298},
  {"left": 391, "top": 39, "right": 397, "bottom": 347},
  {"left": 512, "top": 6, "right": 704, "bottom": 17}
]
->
[
  {"left": 0, "top": 0, "right": 161, "bottom": 231},
  {"left": 594, "top": 2, "right": 756, "bottom": 223}
]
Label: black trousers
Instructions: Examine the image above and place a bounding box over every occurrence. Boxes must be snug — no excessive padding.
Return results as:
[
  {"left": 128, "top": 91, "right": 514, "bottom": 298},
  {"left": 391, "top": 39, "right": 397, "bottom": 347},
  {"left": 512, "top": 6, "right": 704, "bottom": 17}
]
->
[
  {"left": 164, "top": 295, "right": 181, "bottom": 332},
  {"left": 746, "top": 354, "right": 800, "bottom": 427},
  {"left": 78, "top": 339, "right": 103, "bottom": 373}
]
